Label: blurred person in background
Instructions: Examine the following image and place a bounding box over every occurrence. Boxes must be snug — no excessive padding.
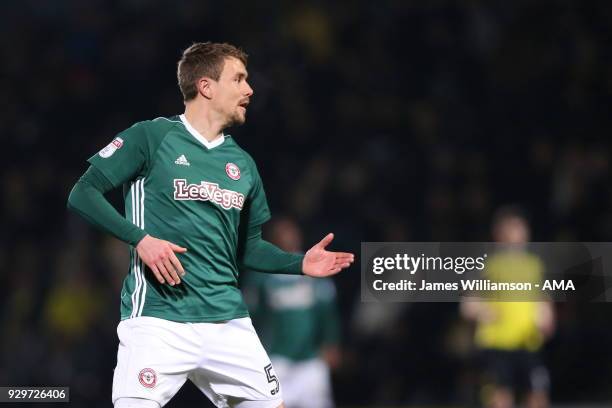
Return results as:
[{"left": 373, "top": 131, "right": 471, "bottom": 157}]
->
[
  {"left": 243, "top": 217, "right": 341, "bottom": 408},
  {"left": 461, "top": 206, "right": 555, "bottom": 408}
]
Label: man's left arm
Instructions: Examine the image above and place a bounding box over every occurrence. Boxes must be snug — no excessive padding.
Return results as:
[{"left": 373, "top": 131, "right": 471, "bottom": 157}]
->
[
  {"left": 238, "top": 224, "right": 354, "bottom": 277},
  {"left": 240, "top": 157, "right": 354, "bottom": 277},
  {"left": 239, "top": 225, "right": 304, "bottom": 274}
]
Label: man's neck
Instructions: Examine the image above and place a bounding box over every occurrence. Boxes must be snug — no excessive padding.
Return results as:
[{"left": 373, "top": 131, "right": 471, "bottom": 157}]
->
[{"left": 183, "top": 103, "right": 225, "bottom": 142}]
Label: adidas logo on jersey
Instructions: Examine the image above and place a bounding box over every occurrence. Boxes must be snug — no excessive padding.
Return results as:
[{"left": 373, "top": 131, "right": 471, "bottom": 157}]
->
[{"left": 175, "top": 154, "right": 190, "bottom": 166}]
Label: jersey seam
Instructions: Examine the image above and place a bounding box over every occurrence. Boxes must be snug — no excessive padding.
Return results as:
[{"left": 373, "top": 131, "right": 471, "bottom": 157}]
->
[
  {"left": 87, "top": 162, "right": 118, "bottom": 188},
  {"left": 144, "top": 119, "right": 183, "bottom": 180}
]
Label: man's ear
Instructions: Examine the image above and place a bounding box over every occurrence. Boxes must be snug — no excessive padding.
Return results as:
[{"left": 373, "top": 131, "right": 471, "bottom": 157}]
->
[{"left": 197, "top": 77, "right": 213, "bottom": 99}]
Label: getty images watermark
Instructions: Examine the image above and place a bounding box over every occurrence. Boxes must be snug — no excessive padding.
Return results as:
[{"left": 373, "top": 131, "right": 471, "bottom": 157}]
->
[{"left": 361, "top": 243, "right": 612, "bottom": 302}]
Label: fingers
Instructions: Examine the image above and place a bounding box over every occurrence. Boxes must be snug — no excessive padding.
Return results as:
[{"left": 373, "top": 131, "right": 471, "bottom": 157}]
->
[
  {"left": 162, "top": 257, "right": 181, "bottom": 285},
  {"left": 333, "top": 255, "right": 351, "bottom": 264},
  {"left": 169, "top": 242, "right": 188, "bottom": 253},
  {"left": 316, "top": 233, "right": 334, "bottom": 249},
  {"left": 333, "top": 260, "right": 352, "bottom": 268},
  {"left": 328, "top": 267, "right": 342, "bottom": 275},
  {"left": 148, "top": 254, "right": 184, "bottom": 286},
  {"left": 169, "top": 251, "right": 186, "bottom": 277},
  {"left": 157, "top": 260, "right": 176, "bottom": 286},
  {"left": 330, "top": 252, "right": 355, "bottom": 274},
  {"left": 136, "top": 236, "right": 187, "bottom": 286},
  {"left": 334, "top": 252, "right": 355, "bottom": 261},
  {"left": 333, "top": 252, "right": 355, "bottom": 267},
  {"left": 149, "top": 263, "right": 165, "bottom": 284},
  {"left": 332, "top": 261, "right": 352, "bottom": 270},
  {"left": 165, "top": 241, "right": 186, "bottom": 284}
]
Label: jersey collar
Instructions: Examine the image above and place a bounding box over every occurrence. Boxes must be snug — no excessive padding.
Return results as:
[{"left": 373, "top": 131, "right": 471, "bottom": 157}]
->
[{"left": 179, "top": 114, "right": 225, "bottom": 150}]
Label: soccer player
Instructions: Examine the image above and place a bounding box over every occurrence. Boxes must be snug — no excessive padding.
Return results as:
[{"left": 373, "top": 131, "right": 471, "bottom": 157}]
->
[
  {"left": 461, "top": 207, "right": 554, "bottom": 408},
  {"left": 243, "top": 217, "right": 341, "bottom": 408},
  {"left": 67, "top": 42, "right": 354, "bottom": 408}
]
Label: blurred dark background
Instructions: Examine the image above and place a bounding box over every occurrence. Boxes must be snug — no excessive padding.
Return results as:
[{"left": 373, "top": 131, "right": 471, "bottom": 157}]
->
[{"left": 2, "top": 0, "right": 612, "bottom": 406}]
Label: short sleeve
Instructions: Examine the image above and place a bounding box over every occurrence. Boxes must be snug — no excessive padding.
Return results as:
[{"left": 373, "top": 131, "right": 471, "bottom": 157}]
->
[
  {"left": 87, "top": 121, "right": 150, "bottom": 188},
  {"left": 246, "top": 160, "right": 271, "bottom": 228}
]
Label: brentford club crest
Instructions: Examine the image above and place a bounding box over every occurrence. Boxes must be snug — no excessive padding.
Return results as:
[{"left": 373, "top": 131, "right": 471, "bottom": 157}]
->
[
  {"left": 225, "top": 163, "right": 241, "bottom": 180},
  {"left": 138, "top": 368, "right": 157, "bottom": 388}
]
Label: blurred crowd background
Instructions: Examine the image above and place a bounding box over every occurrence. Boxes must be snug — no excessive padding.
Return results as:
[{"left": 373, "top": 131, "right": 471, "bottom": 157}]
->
[{"left": 2, "top": 0, "right": 612, "bottom": 406}]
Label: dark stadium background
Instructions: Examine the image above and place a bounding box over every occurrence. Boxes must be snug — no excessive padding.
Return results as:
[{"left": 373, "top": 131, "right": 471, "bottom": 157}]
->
[{"left": 2, "top": 0, "right": 612, "bottom": 407}]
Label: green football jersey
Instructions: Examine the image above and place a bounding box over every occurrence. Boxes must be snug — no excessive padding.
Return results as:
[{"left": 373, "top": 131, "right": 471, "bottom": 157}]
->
[
  {"left": 88, "top": 115, "right": 271, "bottom": 322},
  {"left": 243, "top": 273, "right": 340, "bottom": 361}
]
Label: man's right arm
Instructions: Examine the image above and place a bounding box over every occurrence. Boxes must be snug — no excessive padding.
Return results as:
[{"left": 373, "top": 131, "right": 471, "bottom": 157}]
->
[
  {"left": 67, "top": 165, "right": 147, "bottom": 246},
  {"left": 67, "top": 165, "right": 186, "bottom": 285},
  {"left": 68, "top": 121, "right": 186, "bottom": 285}
]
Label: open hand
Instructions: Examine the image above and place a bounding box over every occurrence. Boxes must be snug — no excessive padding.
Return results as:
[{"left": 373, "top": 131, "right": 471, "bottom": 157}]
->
[{"left": 302, "top": 233, "right": 355, "bottom": 277}]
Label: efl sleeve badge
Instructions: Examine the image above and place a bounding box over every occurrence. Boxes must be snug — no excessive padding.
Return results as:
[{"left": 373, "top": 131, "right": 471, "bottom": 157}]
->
[{"left": 99, "top": 137, "right": 124, "bottom": 158}]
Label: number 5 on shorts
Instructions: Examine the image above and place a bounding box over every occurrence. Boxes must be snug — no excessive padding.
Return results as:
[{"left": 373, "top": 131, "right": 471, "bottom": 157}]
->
[{"left": 264, "top": 364, "right": 279, "bottom": 395}]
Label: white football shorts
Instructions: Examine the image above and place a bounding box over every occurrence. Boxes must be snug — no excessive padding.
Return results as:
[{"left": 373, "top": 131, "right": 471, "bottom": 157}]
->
[{"left": 112, "top": 316, "right": 283, "bottom": 408}]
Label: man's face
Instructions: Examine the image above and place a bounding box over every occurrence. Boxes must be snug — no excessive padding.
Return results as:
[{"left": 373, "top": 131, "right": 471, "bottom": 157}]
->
[
  {"left": 270, "top": 219, "right": 303, "bottom": 252},
  {"left": 210, "top": 57, "right": 253, "bottom": 127},
  {"left": 494, "top": 217, "right": 530, "bottom": 244}
]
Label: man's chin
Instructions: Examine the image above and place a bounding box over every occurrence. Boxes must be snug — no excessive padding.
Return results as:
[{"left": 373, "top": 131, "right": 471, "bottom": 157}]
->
[{"left": 227, "top": 113, "right": 246, "bottom": 127}]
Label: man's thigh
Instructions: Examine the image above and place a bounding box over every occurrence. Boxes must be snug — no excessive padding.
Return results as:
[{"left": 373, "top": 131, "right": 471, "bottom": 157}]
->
[
  {"left": 188, "top": 318, "right": 284, "bottom": 408},
  {"left": 112, "top": 317, "right": 201, "bottom": 407}
]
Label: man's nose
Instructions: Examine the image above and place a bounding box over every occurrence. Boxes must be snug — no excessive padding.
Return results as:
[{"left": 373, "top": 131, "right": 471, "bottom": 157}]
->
[{"left": 245, "top": 82, "right": 254, "bottom": 96}]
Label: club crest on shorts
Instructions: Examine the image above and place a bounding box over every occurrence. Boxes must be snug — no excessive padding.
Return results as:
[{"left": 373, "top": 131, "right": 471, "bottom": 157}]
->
[
  {"left": 99, "top": 137, "right": 124, "bottom": 158},
  {"left": 225, "top": 162, "right": 241, "bottom": 180},
  {"left": 138, "top": 368, "right": 157, "bottom": 388}
]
